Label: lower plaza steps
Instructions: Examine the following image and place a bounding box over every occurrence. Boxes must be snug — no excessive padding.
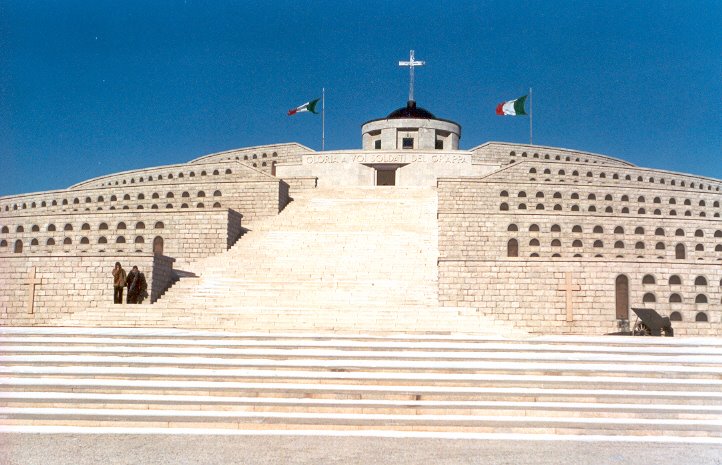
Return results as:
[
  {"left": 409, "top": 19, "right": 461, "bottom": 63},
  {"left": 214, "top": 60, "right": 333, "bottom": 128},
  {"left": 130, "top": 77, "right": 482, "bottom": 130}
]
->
[{"left": 0, "top": 327, "right": 721, "bottom": 440}]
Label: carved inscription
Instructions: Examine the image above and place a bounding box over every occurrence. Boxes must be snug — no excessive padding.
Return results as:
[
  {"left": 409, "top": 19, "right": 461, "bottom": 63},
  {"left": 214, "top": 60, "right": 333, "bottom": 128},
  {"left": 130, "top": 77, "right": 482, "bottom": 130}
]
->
[{"left": 303, "top": 153, "right": 469, "bottom": 165}]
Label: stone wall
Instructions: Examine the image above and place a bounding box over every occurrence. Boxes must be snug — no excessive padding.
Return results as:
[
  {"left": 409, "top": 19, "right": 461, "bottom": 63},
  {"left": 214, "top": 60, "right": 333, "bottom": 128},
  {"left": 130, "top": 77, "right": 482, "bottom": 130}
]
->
[
  {"left": 439, "top": 259, "right": 721, "bottom": 336},
  {"left": 0, "top": 210, "right": 243, "bottom": 271},
  {"left": 2, "top": 176, "right": 286, "bottom": 224},
  {"left": 472, "top": 142, "right": 637, "bottom": 168},
  {"left": 437, "top": 159, "right": 722, "bottom": 336},
  {"left": 188, "top": 143, "right": 314, "bottom": 176},
  {"left": 0, "top": 253, "right": 174, "bottom": 326}
]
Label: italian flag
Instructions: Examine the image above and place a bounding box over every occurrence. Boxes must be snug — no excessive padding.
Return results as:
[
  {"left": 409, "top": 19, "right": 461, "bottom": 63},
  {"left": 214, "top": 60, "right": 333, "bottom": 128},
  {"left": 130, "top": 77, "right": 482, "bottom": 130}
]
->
[
  {"left": 288, "top": 98, "right": 320, "bottom": 116},
  {"left": 496, "top": 95, "right": 527, "bottom": 116}
]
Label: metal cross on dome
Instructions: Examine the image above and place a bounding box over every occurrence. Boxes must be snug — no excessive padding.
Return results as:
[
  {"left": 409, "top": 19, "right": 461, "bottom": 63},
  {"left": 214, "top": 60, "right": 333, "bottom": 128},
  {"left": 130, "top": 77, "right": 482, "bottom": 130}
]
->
[{"left": 399, "top": 50, "right": 425, "bottom": 102}]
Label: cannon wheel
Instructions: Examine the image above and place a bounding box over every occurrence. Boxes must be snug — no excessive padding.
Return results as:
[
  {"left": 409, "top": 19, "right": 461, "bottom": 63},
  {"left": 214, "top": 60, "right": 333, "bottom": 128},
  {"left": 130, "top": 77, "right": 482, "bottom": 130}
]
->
[{"left": 633, "top": 321, "right": 651, "bottom": 336}]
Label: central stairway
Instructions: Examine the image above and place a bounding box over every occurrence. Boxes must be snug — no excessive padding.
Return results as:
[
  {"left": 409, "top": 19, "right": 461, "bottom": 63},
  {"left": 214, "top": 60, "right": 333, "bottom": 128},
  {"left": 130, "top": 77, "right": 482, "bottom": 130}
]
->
[
  {"left": 62, "top": 187, "right": 518, "bottom": 335},
  {"left": 165, "top": 186, "right": 440, "bottom": 311}
]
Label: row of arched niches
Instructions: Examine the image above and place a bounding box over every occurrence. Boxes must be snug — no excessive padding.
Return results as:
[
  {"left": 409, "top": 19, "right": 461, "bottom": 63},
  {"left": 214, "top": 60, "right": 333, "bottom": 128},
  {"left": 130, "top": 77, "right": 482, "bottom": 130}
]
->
[
  {"left": 613, "top": 274, "right": 719, "bottom": 325},
  {"left": 1, "top": 220, "right": 166, "bottom": 255}
]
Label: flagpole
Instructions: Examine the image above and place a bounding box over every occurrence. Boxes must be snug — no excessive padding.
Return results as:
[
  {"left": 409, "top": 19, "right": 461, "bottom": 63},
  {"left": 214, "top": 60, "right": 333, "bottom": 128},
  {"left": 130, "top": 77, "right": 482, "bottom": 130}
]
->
[
  {"left": 322, "top": 88, "right": 325, "bottom": 151},
  {"left": 529, "top": 87, "right": 533, "bottom": 145}
]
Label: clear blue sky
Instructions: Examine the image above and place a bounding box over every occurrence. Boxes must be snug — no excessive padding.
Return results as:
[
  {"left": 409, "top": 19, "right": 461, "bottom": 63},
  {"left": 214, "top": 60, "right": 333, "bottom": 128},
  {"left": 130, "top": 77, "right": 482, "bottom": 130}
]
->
[{"left": 1, "top": 0, "right": 720, "bottom": 196}]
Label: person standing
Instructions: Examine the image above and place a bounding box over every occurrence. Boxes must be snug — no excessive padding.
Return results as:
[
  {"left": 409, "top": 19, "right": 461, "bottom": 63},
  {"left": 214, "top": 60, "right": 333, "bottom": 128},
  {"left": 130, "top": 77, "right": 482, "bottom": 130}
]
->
[
  {"left": 126, "top": 265, "right": 147, "bottom": 304},
  {"left": 112, "top": 262, "right": 126, "bottom": 304}
]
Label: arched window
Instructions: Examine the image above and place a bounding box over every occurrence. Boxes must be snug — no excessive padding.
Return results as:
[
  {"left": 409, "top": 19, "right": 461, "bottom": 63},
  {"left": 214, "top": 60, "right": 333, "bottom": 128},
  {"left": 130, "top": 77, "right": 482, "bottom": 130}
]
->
[
  {"left": 98, "top": 236, "right": 107, "bottom": 244},
  {"left": 518, "top": 191, "right": 527, "bottom": 197},
  {"left": 593, "top": 226, "right": 603, "bottom": 233},
  {"left": 117, "top": 222, "right": 126, "bottom": 230},
  {"left": 669, "top": 294, "right": 682, "bottom": 303},
  {"left": 80, "top": 237, "right": 89, "bottom": 244},
  {"left": 675, "top": 244, "right": 686, "bottom": 259},
  {"left": 694, "top": 276, "right": 707, "bottom": 286},
  {"left": 507, "top": 224, "right": 518, "bottom": 232},
  {"left": 675, "top": 228, "right": 685, "bottom": 236},
  {"left": 614, "top": 226, "right": 624, "bottom": 234},
  {"left": 551, "top": 224, "right": 561, "bottom": 232},
  {"left": 46, "top": 238, "right": 55, "bottom": 246},
  {"left": 695, "top": 312, "right": 708, "bottom": 322},
  {"left": 13, "top": 240, "right": 23, "bottom": 253},
  {"left": 655, "top": 242, "right": 665, "bottom": 250},
  {"left": 134, "top": 236, "right": 145, "bottom": 244},
  {"left": 614, "top": 241, "right": 624, "bottom": 249},
  {"left": 518, "top": 203, "right": 527, "bottom": 210},
  {"left": 529, "top": 239, "right": 540, "bottom": 246},
  {"left": 153, "top": 236, "right": 164, "bottom": 255},
  {"left": 695, "top": 294, "right": 708, "bottom": 304},
  {"left": 197, "top": 191, "right": 206, "bottom": 198},
  {"left": 572, "top": 240, "right": 583, "bottom": 247},
  {"left": 154, "top": 222, "right": 164, "bottom": 229},
  {"left": 63, "top": 237, "right": 72, "bottom": 245},
  {"left": 500, "top": 203, "right": 509, "bottom": 211},
  {"left": 615, "top": 275, "right": 629, "bottom": 319},
  {"left": 529, "top": 224, "right": 540, "bottom": 232},
  {"left": 507, "top": 239, "right": 518, "bottom": 257},
  {"left": 116, "top": 236, "right": 126, "bottom": 244},
  {"left": 669, "top": 275, "right": 682, "bottom": 285},
  {"left": 635, "top": 241, "right": 645, "bottom": 250},
  {"left": 642, "top": 274, "right": 655, "bottom": 284},
  {"left": 655, "top": 228, "right": 665, "bottom": 236},
  {"left": 136, "top": 222, "right": 145, "bottom": 229},
  {"left": 642, "top": 293, "right": 656, "bottom": 303},
  {"left": 551, "top": 239, "right": 561, "bottom": 247}
]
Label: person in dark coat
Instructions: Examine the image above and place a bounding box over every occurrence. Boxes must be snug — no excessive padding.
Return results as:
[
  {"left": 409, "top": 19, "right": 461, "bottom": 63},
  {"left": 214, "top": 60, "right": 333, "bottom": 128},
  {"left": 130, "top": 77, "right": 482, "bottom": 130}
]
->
[
  {"left": 112, "top": 262, "right": 126, "bottom": 304},
  {"left": 126, "top": 266, "right": 147, "bottom": 304}
]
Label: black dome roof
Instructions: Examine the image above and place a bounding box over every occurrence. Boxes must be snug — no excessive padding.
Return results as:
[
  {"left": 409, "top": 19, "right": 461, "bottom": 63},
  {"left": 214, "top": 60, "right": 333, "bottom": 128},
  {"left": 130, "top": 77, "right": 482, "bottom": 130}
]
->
[{"left": 386, "top": 100, "right": 436, "bottom": 119}]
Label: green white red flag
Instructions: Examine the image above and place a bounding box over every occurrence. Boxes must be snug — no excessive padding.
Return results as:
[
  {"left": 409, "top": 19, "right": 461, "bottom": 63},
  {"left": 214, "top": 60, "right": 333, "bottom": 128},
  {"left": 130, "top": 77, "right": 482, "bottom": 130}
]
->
[
  {"left": 288, "top": 98, "right": 320, "bottom": 116},
  {"left": 496, "top": 95, "right": 528, "bottom": 116}
]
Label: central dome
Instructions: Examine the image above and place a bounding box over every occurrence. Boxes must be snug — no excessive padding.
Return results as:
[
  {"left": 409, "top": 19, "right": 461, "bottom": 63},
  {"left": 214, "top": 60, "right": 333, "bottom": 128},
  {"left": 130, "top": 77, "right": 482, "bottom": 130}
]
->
[{"left": 386, "top": 100, "right": 436, "bottom": 119}]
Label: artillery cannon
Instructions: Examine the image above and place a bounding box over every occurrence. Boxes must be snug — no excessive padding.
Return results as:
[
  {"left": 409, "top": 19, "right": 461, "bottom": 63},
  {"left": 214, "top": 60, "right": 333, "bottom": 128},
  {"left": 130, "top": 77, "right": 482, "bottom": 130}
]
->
[{"left": 631, "top": 307, "right": 674, "bottom": 337}]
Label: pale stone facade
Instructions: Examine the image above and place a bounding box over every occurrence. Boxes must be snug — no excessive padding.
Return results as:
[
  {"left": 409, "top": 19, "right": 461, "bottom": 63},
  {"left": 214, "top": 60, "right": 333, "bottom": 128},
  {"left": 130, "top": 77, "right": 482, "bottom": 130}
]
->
[{"left": 1, "top": 103, "right": 720, "bottom": 336}]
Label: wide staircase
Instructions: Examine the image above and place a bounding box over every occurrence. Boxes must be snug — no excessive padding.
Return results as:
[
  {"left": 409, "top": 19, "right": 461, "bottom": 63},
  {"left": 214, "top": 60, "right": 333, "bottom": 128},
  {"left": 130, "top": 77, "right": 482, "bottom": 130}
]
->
[
  {"left": 61, "top": 187, "right": 518, "bottom": 335},
  {"left": 1, "top": 327, "right": 721, "bottom": 441}
]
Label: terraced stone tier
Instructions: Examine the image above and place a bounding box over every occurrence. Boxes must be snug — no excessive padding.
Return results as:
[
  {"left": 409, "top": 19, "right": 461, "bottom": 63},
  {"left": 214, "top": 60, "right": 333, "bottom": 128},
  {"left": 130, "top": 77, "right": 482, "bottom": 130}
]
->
[{"left": 1, "top": 327, "right": 721, "bottom": 441}]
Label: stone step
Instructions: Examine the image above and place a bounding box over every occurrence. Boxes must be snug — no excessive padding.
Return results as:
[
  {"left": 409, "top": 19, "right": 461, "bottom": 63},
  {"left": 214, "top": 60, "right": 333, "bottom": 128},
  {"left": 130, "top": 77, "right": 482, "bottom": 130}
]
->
[
  {"left": 2, "top": 407, "right": 720, "bottom": 436},
  {"left": 3, "top": 391, "right": 721, "bottom": 412},
  {"left": 2, "top": 356, "right": 721, "bottom": 379},
  {"left": 4, "top": 378, "right": 721, "bottom": 404},
  {"left": 2, "top": 327, "right": 719, "bottom": 438},
  {"left": 1, "top": 399, "right": 719, "bottom": 421}
]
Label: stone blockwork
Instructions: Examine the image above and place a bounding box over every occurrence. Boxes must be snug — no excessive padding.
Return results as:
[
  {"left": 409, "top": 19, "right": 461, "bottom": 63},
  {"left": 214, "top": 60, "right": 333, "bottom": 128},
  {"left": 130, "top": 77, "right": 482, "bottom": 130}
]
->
[
  {"left": 472, "top": 142, "right": 636, "bottom": 168},
  {"left": 0, "top": 253, "right": 174, "bottom": 326},
  {"left": 438, "top": 154, "right": 722, "bottom": 336},
  {"left": 188, "top": 142, "right": 314, "bottom": 176},
  {"left": 0, "top": 148, "right": 290, "bottom": 323},
  {"left": 0, "top": 210, "right": 243, "bottom": 271},
  {"left": 2, "top": 163, "right": 288, "bottom": 224}
]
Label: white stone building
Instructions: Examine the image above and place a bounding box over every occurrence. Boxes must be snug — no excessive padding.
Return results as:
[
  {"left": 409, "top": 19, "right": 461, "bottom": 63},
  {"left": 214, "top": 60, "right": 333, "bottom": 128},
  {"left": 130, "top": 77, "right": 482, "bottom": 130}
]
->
[{"left": 1, "top": 98, "right": 720, "bottom": 337}]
